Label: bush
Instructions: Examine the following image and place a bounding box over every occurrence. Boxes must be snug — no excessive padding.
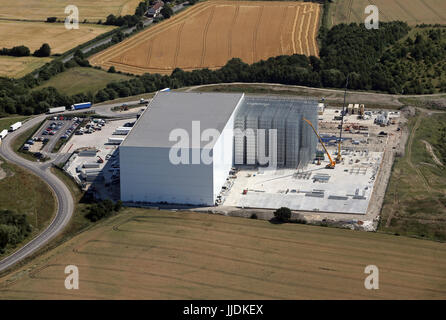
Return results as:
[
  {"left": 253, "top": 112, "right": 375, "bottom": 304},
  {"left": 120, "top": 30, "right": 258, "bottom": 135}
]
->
[
  {"left": 46, "top": 17, "right": 57, "bottom": 23},
  {"left": 273, "top": 207, "right": 291, "bottom": 222},
  {"left": 250, "top": 213, "right": 258, "bottom": 219},
  {"left": 33, "top": 43, "right": 51, "bottom": 57}
]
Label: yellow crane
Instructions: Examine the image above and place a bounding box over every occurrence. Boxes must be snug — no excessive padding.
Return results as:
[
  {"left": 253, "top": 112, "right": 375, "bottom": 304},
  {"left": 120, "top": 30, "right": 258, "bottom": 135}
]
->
[{"left": 303, "top": 118, "right": 336, "bottom": 169}]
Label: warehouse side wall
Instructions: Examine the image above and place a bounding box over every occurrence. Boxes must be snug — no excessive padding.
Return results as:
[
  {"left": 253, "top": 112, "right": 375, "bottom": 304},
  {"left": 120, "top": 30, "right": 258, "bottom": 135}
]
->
[
  {"left": 212, "top": 107, "right": 237, "bottom": 202},
  {"left": 120, "top": 146, "right": 214, "bottom": 205}
]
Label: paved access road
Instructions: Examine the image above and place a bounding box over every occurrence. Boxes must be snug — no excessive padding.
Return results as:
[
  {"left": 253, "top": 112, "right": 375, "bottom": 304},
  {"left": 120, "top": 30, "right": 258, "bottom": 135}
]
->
[
  {"left": 0, "top": 100, "right": 143, "bottom": 273},
  {"left": 0, "top": 115, "right": 74, "bottom": 273}
]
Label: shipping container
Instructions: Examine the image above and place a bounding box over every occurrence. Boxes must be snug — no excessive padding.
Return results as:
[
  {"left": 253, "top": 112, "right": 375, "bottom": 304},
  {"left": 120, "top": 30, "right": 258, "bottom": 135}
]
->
[
  {"left": 71, "top": 102, "right": 92, "bottom": 111},
  {"left": 9, "top": 122, "right": 22, "bottom": 131},
  {"left": 48, "top": 106, "right": 66, "bottom": 114}
]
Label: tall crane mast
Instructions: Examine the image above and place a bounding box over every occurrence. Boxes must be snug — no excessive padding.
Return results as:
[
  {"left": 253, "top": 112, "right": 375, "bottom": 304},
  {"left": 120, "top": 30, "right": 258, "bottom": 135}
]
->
[
  {"left": 336, "top": 74, "right": 349, "bottom": 163},
  {"left": 303, "top": 118, "right": 335, "bottom": 169}
]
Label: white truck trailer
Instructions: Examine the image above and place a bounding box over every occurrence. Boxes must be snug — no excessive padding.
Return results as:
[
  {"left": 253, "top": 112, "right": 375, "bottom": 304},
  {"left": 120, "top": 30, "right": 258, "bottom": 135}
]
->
[
  {"left": 113, "top": 127, "right": 132, "bottom": 135},
  {"left": 48, "top": 106, "right": 66, "bottom": 114},
  {"left": 108, "top": 137, "right": 125, "bottom": 145},
  {"left": 0, "top": 129, "right": 7, "bottom": 139},
  {"left": 9, "top": 122, "right": 22, "bottom": 132}
]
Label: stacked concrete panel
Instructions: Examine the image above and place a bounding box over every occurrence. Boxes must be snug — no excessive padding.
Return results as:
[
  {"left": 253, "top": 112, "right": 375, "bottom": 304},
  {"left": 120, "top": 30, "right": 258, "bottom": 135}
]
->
[{"left": 234, "top": 96, "right": 318, "bottom": 168}]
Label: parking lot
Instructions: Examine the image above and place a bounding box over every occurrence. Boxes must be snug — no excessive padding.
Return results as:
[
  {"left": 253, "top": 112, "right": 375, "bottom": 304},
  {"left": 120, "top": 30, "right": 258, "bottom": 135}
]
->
[{"left": 28, "top": 116, "right": 81, "bottom": 153}]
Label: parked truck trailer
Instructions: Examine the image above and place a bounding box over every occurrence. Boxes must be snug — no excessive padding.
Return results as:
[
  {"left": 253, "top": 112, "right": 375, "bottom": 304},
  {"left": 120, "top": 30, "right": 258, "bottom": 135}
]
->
[
  {"left": 48, "top": 106, "right": 66, "bottom": 114},
  {"left": 108, "top": 137, "right": 125, "bottom": 145},
  {"left": 0, "top": 129, "right": 7, "bottom": 139},
  {"left": 9, "top": 122, "right": 22, "bottom": 132},
  {"left": 71, "top": 102, "right": 92, "bottom": 111}
]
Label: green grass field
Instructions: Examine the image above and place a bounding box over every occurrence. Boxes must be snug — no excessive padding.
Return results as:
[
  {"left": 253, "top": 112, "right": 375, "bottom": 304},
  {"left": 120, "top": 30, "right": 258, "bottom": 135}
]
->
[
  {"left": 0, "top": 158, "right": 56, "bottom": 257},
  {"left": 34, "top": 67, "right": 133, "bottom": 96},
  {"left": 0, "top": 116, "right": 29, "bottom": 132},
  {"left": 380, "top": 111, "right": 446, "bottom": 241}
]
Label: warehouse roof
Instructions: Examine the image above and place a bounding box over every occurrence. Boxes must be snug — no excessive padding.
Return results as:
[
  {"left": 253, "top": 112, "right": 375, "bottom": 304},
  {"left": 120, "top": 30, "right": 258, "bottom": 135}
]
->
[{"left": 121, "top": 92, "right": 244, "bottom": 148}]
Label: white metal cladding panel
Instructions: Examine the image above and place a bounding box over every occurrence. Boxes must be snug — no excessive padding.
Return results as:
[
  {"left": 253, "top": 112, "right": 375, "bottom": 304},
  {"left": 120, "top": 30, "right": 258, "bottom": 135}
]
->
[
  {"left": 120, "top": 146, "right": 214, "bottom": 205},
  {"left": 212, "top": 108, "right": 236, "bottom": 201}
]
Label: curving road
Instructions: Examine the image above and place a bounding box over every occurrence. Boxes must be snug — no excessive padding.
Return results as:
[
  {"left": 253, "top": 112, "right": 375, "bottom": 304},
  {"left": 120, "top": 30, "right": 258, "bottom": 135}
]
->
[
  {"left": 0, "top": 115, "right": 74, "bottom": 273},
  {"left": 0, "top": 101, "right": 142, "bottom": 273}
]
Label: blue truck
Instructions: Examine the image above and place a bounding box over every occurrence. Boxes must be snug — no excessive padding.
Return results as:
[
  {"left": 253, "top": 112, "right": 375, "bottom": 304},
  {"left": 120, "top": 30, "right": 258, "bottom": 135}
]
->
[{"left": 71, "top": 102, "right": 92, "bottom": 111}]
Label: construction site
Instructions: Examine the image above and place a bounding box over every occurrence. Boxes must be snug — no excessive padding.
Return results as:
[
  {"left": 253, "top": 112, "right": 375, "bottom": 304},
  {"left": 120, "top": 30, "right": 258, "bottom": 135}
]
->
[{"left": 210, "top": 100, "right": 402, "bottom": 231}]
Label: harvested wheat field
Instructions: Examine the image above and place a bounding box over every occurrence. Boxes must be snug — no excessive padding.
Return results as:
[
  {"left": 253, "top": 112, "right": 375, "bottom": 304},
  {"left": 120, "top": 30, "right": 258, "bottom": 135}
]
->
[
  {"left": 0, "top": 0, "right": 140, "bottom": 22},
  {"left": 330, "top": 0, "right": 446, "bottom": 26},
  {"left": 90, "top": 1, "right": 321, "bottom": 75},
  {"left": 0, "top": 21, "right": 115, "bottom": 54},
  {"left": 0, "top": 56, "right": 52, "bottom": 78},
  {"left": 1, "top": 209, "right": 445, "bottom": 299}
]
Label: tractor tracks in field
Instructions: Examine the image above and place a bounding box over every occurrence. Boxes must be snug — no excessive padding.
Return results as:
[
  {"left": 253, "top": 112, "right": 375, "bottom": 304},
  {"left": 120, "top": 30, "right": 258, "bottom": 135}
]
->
[
  {"left": 200, "top": 5, "right": 215, "bottom": 67},
  {"left": 227, "top": 5, "right": 240, "bottom": 59}
]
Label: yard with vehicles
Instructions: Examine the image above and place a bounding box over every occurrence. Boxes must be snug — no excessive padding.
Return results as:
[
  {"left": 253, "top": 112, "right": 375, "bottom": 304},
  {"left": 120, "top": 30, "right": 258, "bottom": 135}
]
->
[
  {"left": 0, "top": 209, "right": 445, "bottom": 299},
  {"left": 90, "top": 0, "right": 321, "bottom": 75}
]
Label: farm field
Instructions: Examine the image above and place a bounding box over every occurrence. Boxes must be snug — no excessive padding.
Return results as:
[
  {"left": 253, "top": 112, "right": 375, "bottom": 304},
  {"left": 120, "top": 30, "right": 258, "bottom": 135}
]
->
[
  {"left": 0, "top": 21, "right": 115, "bottom": 54},
  {"left": 34, "top": 67, "right": 133, "bottom": 96},
  {"left": 90, "top": 0, "right": 321, "bottom": 75},
  {"left": 328, "top": 0, "right": 446, "bottom": 27},
  {"left": 0, "top": 56, "right": 52, "bottom": 79},
  {"left": 0, "top": 0, "right": 141, "bottom": 22},
  {"left": 0, "top": 209, "right": 445, "bottom": 299},
  {"left": 380, "top": 111, "right": 446, "bottom": 241}
]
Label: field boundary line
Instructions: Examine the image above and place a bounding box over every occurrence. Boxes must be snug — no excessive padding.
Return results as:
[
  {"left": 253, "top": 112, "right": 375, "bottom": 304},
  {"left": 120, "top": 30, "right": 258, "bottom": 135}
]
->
[
  {"left": 291, "top": 5, "right": 300, "bottom": 53},
  {"left": 173, "top": 22, "right": 186, "bottom": 69},
  {"left": 227, "top": 4, "right": 240, "bottom": 59},
  {"left": 419, "top": 0, "right": 446, "bottom": 21},
  {"left": 252, "top": 5, "right": 264, "bottom": 63},
  {"left": 304, "top": 4, "right": 312, "bottom": 56},
  {"left": 311, "top": 4, "right": 321, "bottom": 56},
  {"left": 394, "top": 0, "right": 418, "bottom": 24},
  {"left": 200, "top": 5, "right": 216, "bottom": 67},
  {"left": 278, "top": 6, "right": 288, "bottom": 55},
  {"left": 297, "top": 6, "right": 305, "bottom": 54}
]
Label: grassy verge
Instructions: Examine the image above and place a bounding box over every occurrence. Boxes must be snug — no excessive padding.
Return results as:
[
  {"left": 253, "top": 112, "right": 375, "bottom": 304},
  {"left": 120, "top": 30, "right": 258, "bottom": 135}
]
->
[
  {"left": 0, "top": 116, "right": 29, "bottom": 132},
  {"left": 32, "top": 67, "right": 133, "bottom": 96},
  {"left": 0, "top": 157, "right": 56, "bottom": 258},
  {"left": 399, "top": 96, "right": 446, "bottom": 110},
  {"left": 379, "top": 112, "right": 446, "bottom": 241}
]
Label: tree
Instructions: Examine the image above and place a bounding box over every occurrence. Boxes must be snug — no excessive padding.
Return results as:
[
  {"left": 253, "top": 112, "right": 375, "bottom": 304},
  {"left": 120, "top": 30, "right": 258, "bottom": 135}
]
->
[
  {"left": 114, "top": 200, "right": 123, "bottom": 211},
  {"left": 273, "top": 207, "right": 291, "bottom": 222},
  {"left": 161, "top": 6, "right": 173, "bottom": 19},
  {"left": 33, "top": 43, "right": 51, "bottom": 57},
  {"left": 46, "top": 17, "right": 57, "bottom": 23},
  {"left": 108, "top": 66, "right": 116, "bottom": 73}
]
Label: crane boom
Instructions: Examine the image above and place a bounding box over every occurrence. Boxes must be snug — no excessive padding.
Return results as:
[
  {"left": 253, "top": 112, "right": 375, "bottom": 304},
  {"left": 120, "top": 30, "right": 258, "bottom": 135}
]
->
[{"left": 303, "top": 118, "right": 336, "bottom": 169}]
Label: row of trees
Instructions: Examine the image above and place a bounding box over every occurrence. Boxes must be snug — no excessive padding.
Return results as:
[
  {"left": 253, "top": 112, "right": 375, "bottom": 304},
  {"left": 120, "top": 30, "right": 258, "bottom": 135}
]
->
[
  {"left": 2, "top": 21, "right": 445, "bottom": 116},
  {"left": 0, "top": 210, "right": 32, "bottom": 253},
  {"left": 0, "top": 43, "right": 51, "bottom": 58}
]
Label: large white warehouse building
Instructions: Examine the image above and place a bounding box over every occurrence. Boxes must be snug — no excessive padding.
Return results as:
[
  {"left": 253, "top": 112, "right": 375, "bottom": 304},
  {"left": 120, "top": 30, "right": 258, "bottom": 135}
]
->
[{"left": 120, "top": 92, "right": 244, "bottom": 206}]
